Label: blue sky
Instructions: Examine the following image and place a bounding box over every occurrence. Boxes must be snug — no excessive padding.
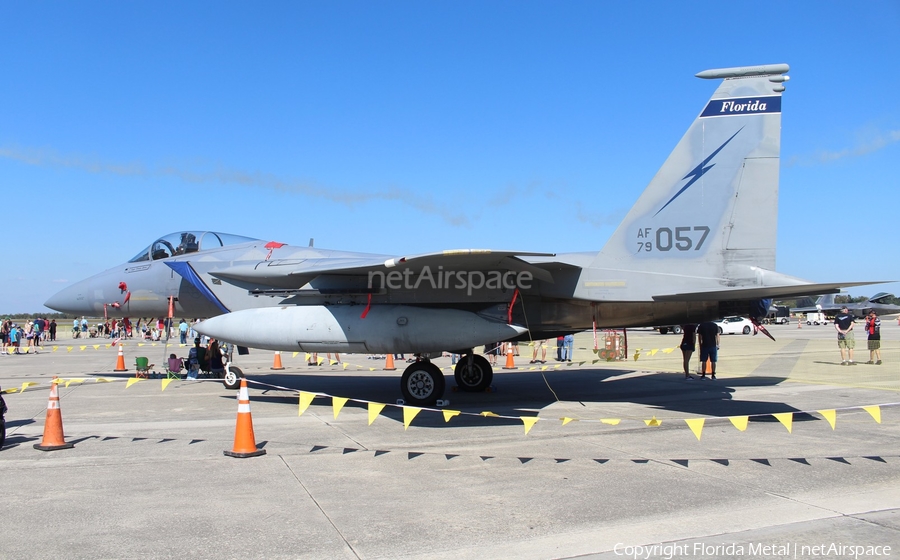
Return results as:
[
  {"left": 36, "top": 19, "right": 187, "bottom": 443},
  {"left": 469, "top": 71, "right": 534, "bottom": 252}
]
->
[{"left": 2, "top": 1, "right": 898, "bottom": 314}]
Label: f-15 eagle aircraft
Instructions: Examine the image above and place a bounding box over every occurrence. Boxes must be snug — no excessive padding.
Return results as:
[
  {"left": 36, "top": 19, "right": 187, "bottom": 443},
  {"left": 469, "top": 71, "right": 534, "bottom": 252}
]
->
[
  {"left": 793, "top": 293, "right": 900, "bottom": 319},
  {"left": 46, "top": 63, "right": 880, "bottom": 406}
]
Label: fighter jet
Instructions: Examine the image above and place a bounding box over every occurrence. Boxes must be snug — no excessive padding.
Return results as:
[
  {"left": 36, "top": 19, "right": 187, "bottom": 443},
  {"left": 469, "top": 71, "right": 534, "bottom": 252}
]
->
[
  {"left": 46, "top": 63, "right": 881, "bottom": 405},
  {"left": 792, "top": 293, "right": 900, "bottom": 319}
]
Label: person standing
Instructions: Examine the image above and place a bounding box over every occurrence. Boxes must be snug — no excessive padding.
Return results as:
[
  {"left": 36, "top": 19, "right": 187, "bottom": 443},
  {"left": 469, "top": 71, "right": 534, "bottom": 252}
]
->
[
  {"left": 834, "top": 305, "right": 856, "bottom": 365},
  {"left": 696, "top": 321, "right": 720, "bottom": 379},
  {"left": 49, "top": 319, "right": 57, "bottom": 342},
  {"left": 530, "top": 340, "right": 547, "bottom": 364},
  {"left": 679, "top": 324, "right": 697, "bottom": 379},
  {"left": 178, "top": 319, "right": 188, "bottom": 344},
  {"left": 563, "top": 334, "right": 575, "bottom": 362},
  {"left": 864, "top": 310, "right": 882, "bottom": 365}
]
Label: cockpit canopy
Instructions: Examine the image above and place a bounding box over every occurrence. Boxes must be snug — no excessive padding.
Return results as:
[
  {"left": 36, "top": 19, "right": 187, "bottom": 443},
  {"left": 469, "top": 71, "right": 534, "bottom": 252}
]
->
[{"left": 128, "top": 231, "right": 261, "bottom": 262}]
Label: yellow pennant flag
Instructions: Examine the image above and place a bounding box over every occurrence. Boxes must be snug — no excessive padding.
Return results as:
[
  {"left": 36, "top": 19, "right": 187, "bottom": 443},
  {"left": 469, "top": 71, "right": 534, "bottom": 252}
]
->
[
  {"left": 367, "top": 402, "right": 386, "bottom": 425},
  {"left": 1, "top": 387, "right": 17, "bottom": 394},
  {"left": 561, "top": 417, "right": 575, "bottom": 426},
  {"left": 601, "top": 418, "right": 621, "bottom": 425},
  {"left": 521, "top": 416, "right": 539, "bottom": 435},
  {"left": 342, "top": 363, "right": 349, "bottom": 370},
  {"left": 304, "top": 353, "right": 311, "bottom": 362},
  {"left": 161, "top": 379, "right": 174, "bottom": 391},
  {"left": 773, "top": 412, "right": 793, "bottom": 433},
  {"left": 553, "top": 364, "right": 561, "bottom": 369},
  {"left": 480, "top": 411, "right": 499, "bottom": 417},
  {"left": 316, "top": 356, "right": 325, "bottom": 365},
  {"left": 863, "top": 405, "right": 882, "bottom": 424},
  {"left": 126, "top": 378, "right": 143, "bottom": 388},
  {"left": 292, "top": 352, "right": 298, "bottom": 358},
  {"left": 685, "top": 418, "right": 705, "bottom": 440},
  {"left": 332, "top": 396, "right": 348, "bottom": 419},
  {"left": 369, "top": 367, "right": 376, "bottom": 371},
  {"left": 645, "top": 416, "right": 661, "bottom": 427},
  {"left": 66, "top": 346, "right": 72, "bottom": 352},
  {"left": 818, "top": 409, "right": 837, "bottom": 430},
  {"left": 403, "top": 407, "right": 421, "bottom": 430},
  {"left": 105, "top": 344, "right": 111, "bottom": 349},
  {"left": 577, "top": 361, "right": 585, "bottom": 366},
  {"left": 65, "top": 379, "right": 86, "bottom": 388},
  {"left": 79, "top": 345, "right": 86, "bottom": 351},
  {"left": 93, "top": 345, "right": 100, "bottom": 350},
  {"left": 729, "top": 416, "right": 749, "bottom": 431},
  {"left": 662, "top": 347, "right": 676, "bottom": 354},
  {"left": 298, "top": 392, "right": 316, "bottom": 416},
  {"left": 540, "top": 365, "right": 548, "bottom": 371},
  {"left": 442, "top": 410, "right": 460, "bottom": 423},
  {"left": 52, "top": 346, "right": 59, "bottom": 352},
  {"left": 20, "top": 382, "right": 39, "bottom": 392},
  {"left": 650, "top": 349, "right": 658, "bottom": 356},
  {"left": 138, "top": 343, "right": 145, "bottom": 347},
  {"left": 95, "top": 377, "right": 112, "bottom": 383}
]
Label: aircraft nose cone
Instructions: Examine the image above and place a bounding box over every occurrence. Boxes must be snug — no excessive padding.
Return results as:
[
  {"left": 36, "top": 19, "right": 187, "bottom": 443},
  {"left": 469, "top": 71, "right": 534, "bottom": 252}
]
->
[{"left": 45, "top": 282, "right": 92, "bottom": 315}]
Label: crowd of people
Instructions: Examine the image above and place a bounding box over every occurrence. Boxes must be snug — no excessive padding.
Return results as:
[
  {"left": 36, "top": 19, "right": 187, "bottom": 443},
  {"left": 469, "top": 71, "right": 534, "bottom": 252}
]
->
[{"left": 1, "top": 318, "right": 58, "bottom": 354}]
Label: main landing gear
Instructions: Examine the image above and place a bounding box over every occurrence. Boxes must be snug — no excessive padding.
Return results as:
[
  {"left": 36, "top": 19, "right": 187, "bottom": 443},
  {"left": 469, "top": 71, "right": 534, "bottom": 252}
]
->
[{"left": 399, "top": 352, "right": 495, "bottom": 407}]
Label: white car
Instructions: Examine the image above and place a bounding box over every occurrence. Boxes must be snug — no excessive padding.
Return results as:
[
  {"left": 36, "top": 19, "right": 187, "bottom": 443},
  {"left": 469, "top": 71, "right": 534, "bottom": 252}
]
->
[{"left": 715, "top": 316, "right": 754, "bottom": 335}]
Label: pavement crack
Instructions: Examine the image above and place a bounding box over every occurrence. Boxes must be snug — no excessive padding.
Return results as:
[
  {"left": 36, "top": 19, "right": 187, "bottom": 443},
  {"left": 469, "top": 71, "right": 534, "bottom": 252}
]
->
[{"left": 279, "top": 454, "right": 362, "bottom": 559}]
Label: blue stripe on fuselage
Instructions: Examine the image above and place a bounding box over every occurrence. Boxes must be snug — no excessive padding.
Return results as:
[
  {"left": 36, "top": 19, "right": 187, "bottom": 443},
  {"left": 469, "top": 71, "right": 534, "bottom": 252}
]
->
[{"left": 165, "top": 262, "right": 230, "bottom": 314}]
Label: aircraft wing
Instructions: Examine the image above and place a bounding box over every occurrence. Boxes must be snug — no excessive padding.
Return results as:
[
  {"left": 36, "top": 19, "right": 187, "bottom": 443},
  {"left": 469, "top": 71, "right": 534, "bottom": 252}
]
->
[
  {"left": 207, "top": 250, "right": 559, "bottom": 290},
  {"left": 651, "top": 282, "right": 884, "bottom": 302}
]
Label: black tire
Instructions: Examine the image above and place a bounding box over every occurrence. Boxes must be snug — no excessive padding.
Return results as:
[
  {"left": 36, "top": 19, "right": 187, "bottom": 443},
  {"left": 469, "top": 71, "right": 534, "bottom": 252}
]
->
[
  {"left": 401, "top": 362, "right": 445, "bottom": 406},
  {"left": 742, "top": 326, "right": 751, "bottom": 335},
  {"left": 658, "top": 327, "right": 669, "bottom": 335},
  {"left": 672, "top": 326, "right": 682, "bottom": 335},
  {"left": 222, "top": 366, "right": 244, "bottom": 390},
  {"left": 718, "top": 326, "right": 724, "bottom": 334},
  {"left": 454, "top": 355, "right": 494, "bottom": 392}
]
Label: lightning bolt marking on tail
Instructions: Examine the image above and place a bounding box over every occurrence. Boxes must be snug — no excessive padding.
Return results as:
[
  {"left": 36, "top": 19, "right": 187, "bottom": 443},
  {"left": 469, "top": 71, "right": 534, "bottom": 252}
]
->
[{"left": 654, "top": 127, "right": 743, "bottom": 217}]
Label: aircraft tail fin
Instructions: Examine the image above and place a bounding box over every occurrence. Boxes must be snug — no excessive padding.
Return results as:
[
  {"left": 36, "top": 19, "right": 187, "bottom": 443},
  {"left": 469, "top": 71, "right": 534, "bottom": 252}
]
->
[{"left": 593, "top": 64, "right": 789, "bottom": 281}]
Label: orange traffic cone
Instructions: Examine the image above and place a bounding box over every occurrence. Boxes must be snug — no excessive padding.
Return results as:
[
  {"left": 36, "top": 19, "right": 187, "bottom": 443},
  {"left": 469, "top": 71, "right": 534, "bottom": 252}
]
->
[
  {"left": 224, "top": 378, "right": 266, "bottom": 458},
  {"left": 384, "top": 354, "right": 397, "bottom": 371},
  {"left": 114, "top": 343, "right": 127, "bottom": 372},
  {"left": 502, "top": 343, "right": 517, "bottom": 370},
  {"left": 270, "top": 351, "right": 285, "bottom": 370},
  {"left": 33, "top": 379, "right": 75, "bottom": 451},
  {"left": 797, "top": 318, "right": 802, "bottom": 329}
]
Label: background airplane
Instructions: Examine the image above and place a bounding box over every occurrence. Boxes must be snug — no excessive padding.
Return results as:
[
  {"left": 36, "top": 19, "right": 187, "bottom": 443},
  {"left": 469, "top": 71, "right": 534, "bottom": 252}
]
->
[
  {"left": 792, "top": 293, "right": 900, "bottom": 318},
  {"left": 45, "top": 63, "right": 881, "bottom": 406}
]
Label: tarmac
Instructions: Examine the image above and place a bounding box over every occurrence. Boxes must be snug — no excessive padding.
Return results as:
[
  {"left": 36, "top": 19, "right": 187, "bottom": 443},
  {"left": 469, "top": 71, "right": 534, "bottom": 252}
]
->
[{"left": 1, "top": 321, "right": 899, "bottom": 559}]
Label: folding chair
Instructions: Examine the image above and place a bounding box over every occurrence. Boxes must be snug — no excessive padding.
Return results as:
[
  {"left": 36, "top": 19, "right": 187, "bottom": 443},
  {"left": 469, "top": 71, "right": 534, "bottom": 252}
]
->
[
  {"left": 166, "top": 356, "right": 185, "bottom": 380},
  {"left": 134, "top": 357, "right": 153, "bottom": 379}
]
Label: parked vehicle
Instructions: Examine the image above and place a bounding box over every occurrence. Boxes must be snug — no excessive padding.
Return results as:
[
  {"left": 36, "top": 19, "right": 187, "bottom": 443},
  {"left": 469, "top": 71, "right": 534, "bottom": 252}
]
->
[
  {"left": 765, "top": 305, "right": 791, "bottom": 324},
  {"left": 715, "top": 316, "right": 754, "bottom": 335},
  {"left": 805, "top": 312, "right": 829, "bottom": 325},
  {"left": 656, "top": 325, "right": 683, "bottom": 335}
]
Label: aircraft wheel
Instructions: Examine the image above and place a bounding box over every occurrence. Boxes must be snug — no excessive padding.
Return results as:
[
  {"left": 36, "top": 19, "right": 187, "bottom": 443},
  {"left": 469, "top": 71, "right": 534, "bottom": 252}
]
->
[
  {"left": 223, "top": 366, "right": 244, "bottom": 390},
  {"left": 672, "top": 325, "right": 682, "bottom": 335},
  {"left": 658, "top": 327, "right": 669, "bottom": 335},
  {"left": 401, "top": 362, "right": 445, "bottom": 407},
  {"left": 742, "top": 326, "right": 751, "bottom": 335},
  {"left": 454, "top": 355, "right": 493, "bottom": 392}
]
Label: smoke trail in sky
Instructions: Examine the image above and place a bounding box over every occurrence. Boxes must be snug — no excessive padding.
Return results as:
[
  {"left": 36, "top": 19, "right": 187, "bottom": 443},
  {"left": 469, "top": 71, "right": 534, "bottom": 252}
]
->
[{"left": 0, "top": 145, "right": 470, "bottom": 226}]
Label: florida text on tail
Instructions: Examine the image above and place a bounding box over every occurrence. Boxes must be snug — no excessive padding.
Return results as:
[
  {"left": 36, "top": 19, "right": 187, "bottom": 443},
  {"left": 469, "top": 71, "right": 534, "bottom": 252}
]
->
[{"left": 46, "top": 63, "right": 883, "bottom": 405}]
